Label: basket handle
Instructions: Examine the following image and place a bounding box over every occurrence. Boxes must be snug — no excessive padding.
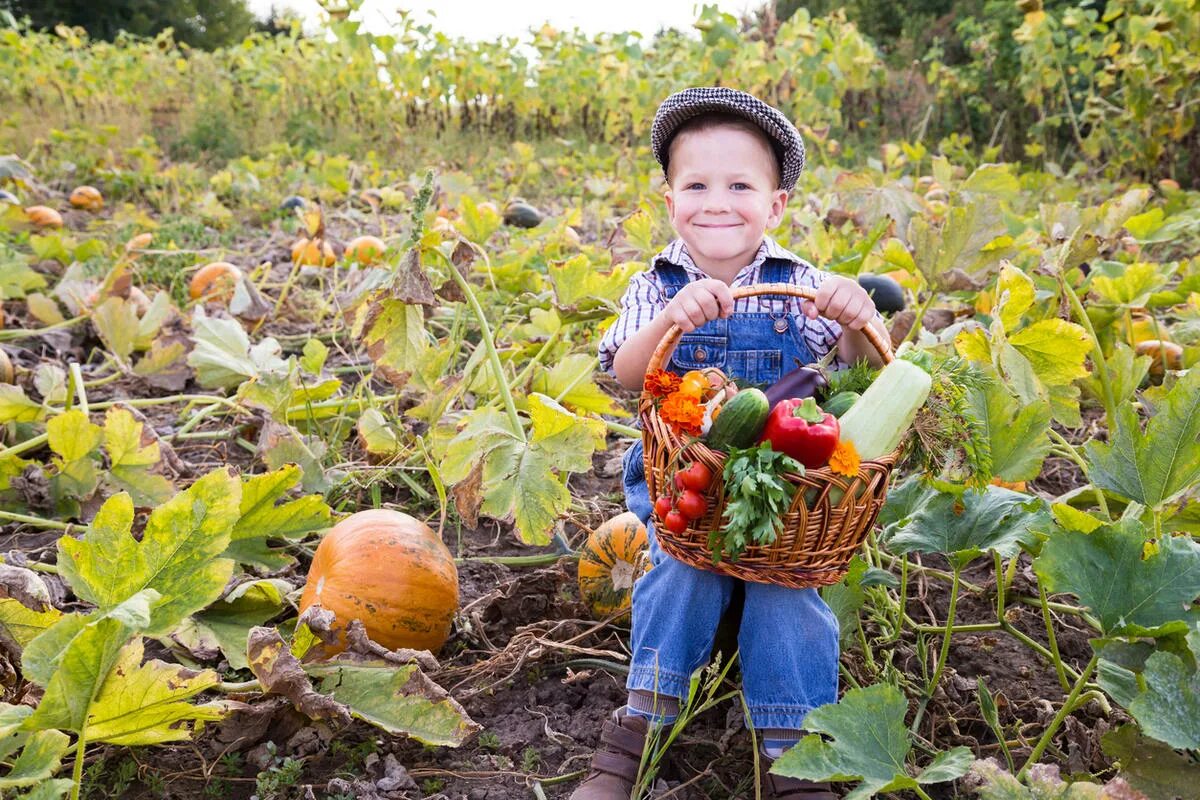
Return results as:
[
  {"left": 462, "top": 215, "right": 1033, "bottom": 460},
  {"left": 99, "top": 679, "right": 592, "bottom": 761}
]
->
[{"left": 645, "top": 282, "right": 894, "bottom": 377}]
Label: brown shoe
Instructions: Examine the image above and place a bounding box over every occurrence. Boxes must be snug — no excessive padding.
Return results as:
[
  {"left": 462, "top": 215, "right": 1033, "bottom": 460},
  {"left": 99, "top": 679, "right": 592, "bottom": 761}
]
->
[
  {"left": 761, "top": 753, "right": 839, "bottom": 800},
  {"left": 569, "top": 708, "right": 652, "bottom": 800}
]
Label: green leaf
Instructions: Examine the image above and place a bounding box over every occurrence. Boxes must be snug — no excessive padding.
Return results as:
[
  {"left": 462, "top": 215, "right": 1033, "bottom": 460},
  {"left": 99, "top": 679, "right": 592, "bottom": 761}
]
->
[
  {"left": 18, "top": 778, "right": 74, "bottom": 799},
  {"left": 359, "top": 297, "right": 429, "bottom": 386},
  {"left": 995, "top": 263, "right": 1035, "bottom": 333},
  {"left": 530, "top": 354, "right": 628, "bottom": 417},
  {"left": 84, "top": 638, "right": 225, "bottom": 745},
  {"left": 0, "top": 599, "right": 63, "bottom": 648},
  {"left": 1091, "top": 261, "right": 1172, "bottom": 308},
  {"left": 193, "top": 579, "right": 291, "bottom": 670},
  {"left": 299, "top": 338, "right": 328, "bottom": 375},
  {"left": 970, "top": 378, "right": 1052, "bottom": 483},
  {"left": 1082, "top": 342, "right": 1150, "bottom": 409},
  {"left": 1127, "top": 629, "right": 1200, "bottom": 749},
  {"left": 1086, "top": 368, "right": 1200, "bottom": 509},
  {"left": 133, "top": 340, "right": 190, "bottom": 392},
  {"left": 134, "top": 291, "right": 172, "bottom": 352},
  {"left": 962, "top": 164, "right": 1020, "bottom": 199},
  {"left": 47, "top": 409, "right": 102, "bottom": 507},
  {"left": 0, "top": 729, "right": 70, "bottom": 789},
  {"left": 909, "top": 199, "right": 1006, "bottom": 287},
  {"left": 883, "top": 478, "right": 1050, "bottom": 565},
  {"left": 0, "top": 250, "right": 47, "bottom": 300},
  {"left": 527, "top": 392, "right": 605, "bottom": 467},
  {"left": 226, "top": 466, "right": 330, "bottom": 569},
  {"left": 1101, "top": 724, "right": 1200, "bottom": 799},
  {"left": 22, "top": 591, "right": 156, "bottom": 732},
  {"left": 57, "top": 469, "right": 241, "bottom": 636},
  {"left": 307, "top": 661, "right": 481, "bottom": 747},
  {"left": 101, "top": 406, "right": 174, "bottom": 506},
  {"left": 357, "top": 408, "right": 401, "bottom": 458},
  {"left": 91, "top": 296, "right": 139, "bottom": 364},
  {"left": 770, "top": 683, "right": 970, "bottom": 799},
  {"left": 548, "top": 255, "right": 639, "bottom": 311},
  {"left": 1050, "top": 503, "right": 1105, "bottom": 534},
  {"left": 821, "top": 556, "right": 868, "bottom": 646},
  {"left": 188, "top": 307, "right": 286, "bottom": 390},
  {"left": 1007, "top": 318, "right": 1091, "bottom": 386},
  {"left": 1034, "top": 519, "right": 1200, "bottom": 638}
]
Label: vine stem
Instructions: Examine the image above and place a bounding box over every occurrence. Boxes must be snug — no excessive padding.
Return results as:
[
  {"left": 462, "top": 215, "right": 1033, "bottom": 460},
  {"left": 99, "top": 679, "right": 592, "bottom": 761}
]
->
[
  {"left": 1039, "top": 582, "right": 1070, "bottom": 692},
  {"left": 1018, "top": 654, "right": 1099, "bottom": 779},
  {"left": 1047, "top": 428, "right": 1110, "bottom": 518},
  {"left": 70, "top": 731, "right": 87, "bottom": 800},
  {"left": 0, "top": 315, "right": 86, "bottom": 342},
  {"left": 0, "top": 510, "right": 73, "bottom": 531},
  {"left": 0, "top": 432, "right": 49, "bottom": 461},
  {"left": 910, "top": 564, "right": 962, "bottom": 735},
  {"left": 902, "top": 291, "right": 936, "bottom": 345},
  {"left": 427, "top": 246, "right": 524, "bottom": 439},
  {"left": 1058, "top": 274, "right": 1117, "bottom": 429}
]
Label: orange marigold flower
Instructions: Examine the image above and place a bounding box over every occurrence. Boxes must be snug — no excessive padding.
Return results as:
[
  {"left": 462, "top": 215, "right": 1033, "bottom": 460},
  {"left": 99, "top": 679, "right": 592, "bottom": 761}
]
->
[
  {"left": 829, "top": 439, "right": 861, "bottom": 477},
  {"left": 644, "top": 369, "right": 681, "bottom": 399},
  {"left": 660, "top": 391, "right": 704, "bottom": 437}
]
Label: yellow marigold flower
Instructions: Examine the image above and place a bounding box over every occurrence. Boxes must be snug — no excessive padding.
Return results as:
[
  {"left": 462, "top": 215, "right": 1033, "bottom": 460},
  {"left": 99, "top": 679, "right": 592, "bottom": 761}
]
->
[{"left": 829, "top": 439, "right": 861, "bottom": 477}]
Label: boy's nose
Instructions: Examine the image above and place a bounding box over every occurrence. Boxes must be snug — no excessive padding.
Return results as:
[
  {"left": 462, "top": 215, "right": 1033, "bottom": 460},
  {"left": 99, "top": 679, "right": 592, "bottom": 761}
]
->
[{"left": 702, "top": 191, "right": 733, "bottom": 213}]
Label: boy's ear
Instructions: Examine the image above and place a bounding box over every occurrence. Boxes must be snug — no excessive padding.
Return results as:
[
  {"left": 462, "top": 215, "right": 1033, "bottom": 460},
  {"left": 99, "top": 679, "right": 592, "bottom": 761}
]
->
[
  {"left": 663, "top": 186, "right": 676, "bottom": 222},
  {"left": 766, "top": 189, "right": 788, "bottom": 228}
]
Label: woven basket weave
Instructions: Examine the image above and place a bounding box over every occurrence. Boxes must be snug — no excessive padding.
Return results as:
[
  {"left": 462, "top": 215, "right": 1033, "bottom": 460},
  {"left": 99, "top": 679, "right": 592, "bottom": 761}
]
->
[{"left": 640, "top": 283, "right": 898, "bottom": 589}]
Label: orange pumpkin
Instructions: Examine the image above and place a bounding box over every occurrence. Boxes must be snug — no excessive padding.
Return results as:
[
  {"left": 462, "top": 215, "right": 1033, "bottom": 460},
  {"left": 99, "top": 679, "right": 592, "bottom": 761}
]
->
[
  {"left": 291, "top": 237, "right": 336, "bottom": 267},
  {"left": 125, "top": 232, "right": 152, "bottom": 255},
  {"left": 577, "top": 512, "right": 650, "bottom": 619},
  {"left": 1136, "top": 339, "right": 1184, "bottom": 383},
  {"left": 344, "top": 235, "right": 387, "bottom": 266},
  {"left": 990, "top": 476, "right": 1027, "bottom": 493},
  {"left": 69, "top": 185, "right": 103, "bottom": 211},
  {"left": 189, "top": 261, "right": 243, "bottom": 301},
  {"left": 24, "top": 206, "right": 62, "bottom": 228},
  {"left": 299, "top": 509, "right": 459, "bottom": 653}
]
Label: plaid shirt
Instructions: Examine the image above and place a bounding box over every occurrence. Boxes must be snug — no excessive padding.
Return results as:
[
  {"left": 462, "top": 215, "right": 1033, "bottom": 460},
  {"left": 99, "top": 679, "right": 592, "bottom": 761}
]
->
[{"left": 598, "top": 237, "right": 847, "bottom": 376}]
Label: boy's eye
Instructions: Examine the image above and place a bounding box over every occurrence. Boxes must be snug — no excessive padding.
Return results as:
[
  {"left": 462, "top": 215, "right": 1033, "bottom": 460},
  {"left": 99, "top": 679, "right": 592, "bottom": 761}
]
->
[
  {"left": 686, "top": 183, "right": 705, "bottom": 190},
  {"left": 731, "top": 182, "right": 750, "bottom": 190}
]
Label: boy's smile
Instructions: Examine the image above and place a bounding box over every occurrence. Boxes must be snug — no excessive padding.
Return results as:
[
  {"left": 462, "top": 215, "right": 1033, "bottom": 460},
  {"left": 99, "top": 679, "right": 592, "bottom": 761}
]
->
[{"left": 664, "top": 126, "right": 788, "bottom": 281}]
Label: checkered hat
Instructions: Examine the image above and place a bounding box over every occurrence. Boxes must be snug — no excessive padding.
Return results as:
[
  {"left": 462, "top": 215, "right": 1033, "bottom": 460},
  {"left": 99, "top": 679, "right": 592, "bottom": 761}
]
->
[{"left": 651, "top": 87, "right": 806, "bottom": 192}]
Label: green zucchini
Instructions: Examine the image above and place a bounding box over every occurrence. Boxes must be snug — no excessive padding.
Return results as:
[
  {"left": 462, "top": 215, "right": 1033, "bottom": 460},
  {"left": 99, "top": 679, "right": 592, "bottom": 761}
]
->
[
  {"left": 822, "top": 391, "right": 860, "bottom": 418},
  {"left": 705, "top": 388, "right": 770, "bottom": 451},
  {"left": 838, "top": 358, "right": 932, "bottom": 461}
]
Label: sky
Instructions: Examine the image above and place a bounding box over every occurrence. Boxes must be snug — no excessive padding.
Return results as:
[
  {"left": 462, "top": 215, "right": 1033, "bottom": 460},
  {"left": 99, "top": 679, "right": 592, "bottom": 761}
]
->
[{"left": 246, "top": 0, "right": 739, "bottom": 40}]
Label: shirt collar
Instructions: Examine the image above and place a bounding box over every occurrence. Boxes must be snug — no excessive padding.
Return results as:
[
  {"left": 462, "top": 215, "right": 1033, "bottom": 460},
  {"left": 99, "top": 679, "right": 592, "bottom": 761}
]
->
[{"left": 652, "top": 237, "right": 800, "bottom": 283}]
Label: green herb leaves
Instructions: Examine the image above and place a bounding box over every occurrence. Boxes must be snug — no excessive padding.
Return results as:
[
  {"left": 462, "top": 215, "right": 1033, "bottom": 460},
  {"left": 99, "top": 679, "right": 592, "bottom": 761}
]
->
[{"left": 713, "top": 443, "right": 801, "bottom": 563}]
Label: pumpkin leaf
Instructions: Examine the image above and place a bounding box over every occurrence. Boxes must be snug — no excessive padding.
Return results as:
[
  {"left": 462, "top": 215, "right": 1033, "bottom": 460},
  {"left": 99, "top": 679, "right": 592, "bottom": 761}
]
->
[
  {"left": 1101, "top": 724, "right": 1200, "bottom": 799},
  {"left": 1085, "top": 367, "right": 1200, "bottom": 509},
  {"left": 307, "top": 660, "right": 481, "bottom": 747},
  {"left": 22, "top": 591, "right": 156, "bottom": 732},
  {"left": 548, "top": 254, "right": 638, "bottom": 311},
  {"left": 995, "top": 262, "right": 1036, "bottom": 333},
  {"left": 882, "top": 478, "right": 1050, "bottom": 567},
  {"left": 770, "top": 683, "right": 971, "bottom": 799},
  {"left": 57, "top": 469, "right": 241, "bottom": 637},
  {"left": 1007, "top": 318, "right": 1092, "bottom": 387},
  {"left": 357, "top": 408, "right": 402, "bottom": 458},
  {"left": 133, "top": 340, "right": 191, "bottom": 391},
  {"left": 91, "top": 296, "right": 140, "bottom": 365},
  {"left": 46, "top": 409, "right": 102, "bottom": 512},
  {"left": 1033, "top": 519, "right": 1200, "bottom": 638},
  {"left": 1126, "top": 625, "right": 1200, "bottom": 749},
  {"left": 193, "top": 579, "right": 291, "bottom": 670},
  {"left": 964, "top": 757, "right": 1139, "bottom": 799},
  {"left": 530, "top": 353, "right": 628, "bottom": 417},
  {"left": 359, "top": 297, "right": 429, "bottom": 387},
  {"left": 970, "top": 376, "right": 1052, "bottom": 483},
  {"left": 0, "top": 728, "right": 70, "bottom": 789},
  {"left": 84, "top": 638, "right": 225, "bottom": 745},
  {"left": 1091, "top": 261, "right": 1174, "bottom": 308},
  {"left": 188, "top": 307, "right": 287, "bottom": 390},
  {"left": 101, "top": 406, "right": 174, "bottom": 506},
  {"left": 0, "top": 599, "right": 63, "bottom": 649},
  {"left": 226, "top": 465, "right": 331, "bottom": 570}
]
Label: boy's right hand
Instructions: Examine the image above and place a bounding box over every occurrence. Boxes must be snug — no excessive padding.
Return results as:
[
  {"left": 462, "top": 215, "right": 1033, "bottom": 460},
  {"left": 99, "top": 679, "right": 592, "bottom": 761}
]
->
[{"left": 665, "top": 279, "right": 734, "bottom": 333}]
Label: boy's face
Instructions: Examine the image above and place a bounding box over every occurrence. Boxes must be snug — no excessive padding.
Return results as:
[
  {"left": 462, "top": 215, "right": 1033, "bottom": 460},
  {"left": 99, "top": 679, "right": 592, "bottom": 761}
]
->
[{"left": 664, "top": 125, "right": 788, "bottom": 278}]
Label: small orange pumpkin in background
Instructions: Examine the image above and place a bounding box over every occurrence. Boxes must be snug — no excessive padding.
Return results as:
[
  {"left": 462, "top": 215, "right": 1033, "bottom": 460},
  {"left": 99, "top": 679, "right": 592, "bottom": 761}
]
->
[
  {"left": 69, "top": 185, "right": 103, "bottom": 211},
  {"left": 299, "top": 509, "right": 459, "bottom": 653},
  {"left": 344, "top": 235, "right": 387, "bottom": 266},
  {"left": 990, "top": 476, "right": 1027, "bottom": 493},
  {"left": 125, "top": 232, "right": 152, "bottom": 255},
  {"left": 291, "top": 237, "right": 336, "bottom": 267},
  {"left": 578, "top": 512, "right": 650, "bottom": 619},
  {"left": 24, "top": 206, "right": 62, "bottom": 228},
  {"left": 189, "top": 261, "right": 243, "bottom": 301},
  {"left": 1136, "top": 339, "right": 1184, "bottom": 383}
]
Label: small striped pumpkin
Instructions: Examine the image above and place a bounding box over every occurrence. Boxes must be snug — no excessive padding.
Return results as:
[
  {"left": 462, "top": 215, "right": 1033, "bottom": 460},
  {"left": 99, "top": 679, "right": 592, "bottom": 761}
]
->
[
  {"left": 578, "top": 512, "right": 650, "bottom": 619},
  {"left": 299, "top": 509, "right": 459, "bottom": 653}
]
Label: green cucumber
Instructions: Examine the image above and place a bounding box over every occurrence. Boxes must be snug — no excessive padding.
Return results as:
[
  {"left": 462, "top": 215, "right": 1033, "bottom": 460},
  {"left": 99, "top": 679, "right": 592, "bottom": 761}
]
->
[
  {"left": 822, "top": 391, "right": 860, "bottom": 418},
  {"left": 705, "top": 388, "right": 770, "bottom": 451},
  {"left": 838, "top": 358, "right": 932, "bottom": 461}
]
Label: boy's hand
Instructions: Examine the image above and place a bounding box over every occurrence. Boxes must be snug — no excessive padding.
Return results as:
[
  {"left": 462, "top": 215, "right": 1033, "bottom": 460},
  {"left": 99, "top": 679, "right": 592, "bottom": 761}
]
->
[
  {"left": 802, "top": 275, "right": 877, "bottom": 330},
  {"left": 665, "top": 278, "right": 734, "bottom": 333}
]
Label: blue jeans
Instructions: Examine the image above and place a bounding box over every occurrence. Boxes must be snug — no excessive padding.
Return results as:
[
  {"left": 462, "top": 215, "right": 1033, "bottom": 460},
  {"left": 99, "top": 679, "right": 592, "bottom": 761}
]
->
[{"left": 622, "top": 439, "right": 840, "bottom": 731}]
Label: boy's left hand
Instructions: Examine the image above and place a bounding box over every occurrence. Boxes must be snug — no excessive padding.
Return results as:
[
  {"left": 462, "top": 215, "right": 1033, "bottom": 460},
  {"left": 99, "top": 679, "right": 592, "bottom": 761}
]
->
[{"left": 802, "top": 275, "right": 877, "bottom": 330}]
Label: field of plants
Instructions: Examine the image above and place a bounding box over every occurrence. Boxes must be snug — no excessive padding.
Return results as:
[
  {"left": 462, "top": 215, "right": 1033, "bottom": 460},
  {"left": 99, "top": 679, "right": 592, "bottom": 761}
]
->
[{"left": 0, "top": 1, "right": 1199, "bottom": 798}]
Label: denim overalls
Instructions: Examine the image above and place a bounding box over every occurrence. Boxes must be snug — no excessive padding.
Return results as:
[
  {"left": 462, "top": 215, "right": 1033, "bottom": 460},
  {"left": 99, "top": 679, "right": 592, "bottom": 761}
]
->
[{"left": 621, "top": 258, "right": 840, "bottom": 732}]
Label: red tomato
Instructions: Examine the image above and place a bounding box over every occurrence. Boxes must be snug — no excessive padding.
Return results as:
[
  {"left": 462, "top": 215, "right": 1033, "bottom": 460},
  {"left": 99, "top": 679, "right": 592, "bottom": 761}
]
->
[
  {"left": 663, "top": 509, "right": 689, "bottom": 534},
  {"left": 673, "top": 472, "right": 686, "bottom": 493},
  {"left": 678, "top": 462, "right": 713, "bottom": 492},
  {"left": 654, "top": 495, "right": 674, "bottom": 520},
  {"left": 677, "top": 489, "right": 707, "bottom": 521}
]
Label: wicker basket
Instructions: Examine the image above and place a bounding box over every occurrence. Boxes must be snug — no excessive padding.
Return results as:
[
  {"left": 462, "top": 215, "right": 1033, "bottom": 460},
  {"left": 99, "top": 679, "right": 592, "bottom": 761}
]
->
[{"left": 641, "top": 283, "right": 898, "bottom": 589}]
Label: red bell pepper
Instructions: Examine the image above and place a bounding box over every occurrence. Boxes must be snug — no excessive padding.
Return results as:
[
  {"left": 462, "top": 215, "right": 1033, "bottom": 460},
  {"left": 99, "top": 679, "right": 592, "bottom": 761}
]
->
[{"left": 758, "top": 397, "right": 840, "bottom": 468}]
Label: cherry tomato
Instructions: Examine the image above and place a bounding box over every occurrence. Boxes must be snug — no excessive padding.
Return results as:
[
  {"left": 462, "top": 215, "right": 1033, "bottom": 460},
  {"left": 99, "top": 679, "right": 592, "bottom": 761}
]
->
[
  {"left": 678, "top": 462, "right": 713, "bottom": 492},
  {"left": 673, "top": 472, "right": 687, "bottom": 493},
  {"left": 654, "top": 495, "right": 674, "bottom": 520},
  {"left": 677, "top": 489, "right": 708, "bottom": 521},
  {"left": 663, "top": 509, "right": 689, "bottom": 534}
]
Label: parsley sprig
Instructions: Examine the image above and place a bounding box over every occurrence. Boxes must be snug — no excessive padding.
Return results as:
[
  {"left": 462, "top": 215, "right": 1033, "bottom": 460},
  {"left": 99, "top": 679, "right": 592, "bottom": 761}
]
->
[{"left": 712, "top": 442, "right": 803, "bottom": 563}]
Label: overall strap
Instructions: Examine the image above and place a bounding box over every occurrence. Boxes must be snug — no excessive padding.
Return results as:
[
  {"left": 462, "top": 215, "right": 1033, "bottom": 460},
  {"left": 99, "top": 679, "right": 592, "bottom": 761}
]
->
[
  {"left": 759, "top": 257, "right": 796, "bottom": 285},
  {"left": 655, "top": 261, "right": 690, "bottom": 299}
]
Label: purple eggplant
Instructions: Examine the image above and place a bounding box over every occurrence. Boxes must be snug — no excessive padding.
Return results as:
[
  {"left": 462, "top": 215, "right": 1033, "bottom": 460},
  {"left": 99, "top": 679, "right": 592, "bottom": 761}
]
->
[{"left": 765, "top": 362, "right": 828, "bottom": 409}]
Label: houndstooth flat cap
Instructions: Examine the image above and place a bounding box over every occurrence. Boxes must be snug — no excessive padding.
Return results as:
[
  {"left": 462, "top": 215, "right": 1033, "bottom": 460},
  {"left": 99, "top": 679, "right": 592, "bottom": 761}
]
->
[{"left": 651, "top": 87, "right": 806, "bottom": 193}]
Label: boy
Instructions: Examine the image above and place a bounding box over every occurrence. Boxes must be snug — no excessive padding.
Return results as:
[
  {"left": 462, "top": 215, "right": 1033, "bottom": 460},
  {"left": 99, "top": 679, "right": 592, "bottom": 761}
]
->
[{"left": 575, "top": 88, "right": 889, "bottom": 800}]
